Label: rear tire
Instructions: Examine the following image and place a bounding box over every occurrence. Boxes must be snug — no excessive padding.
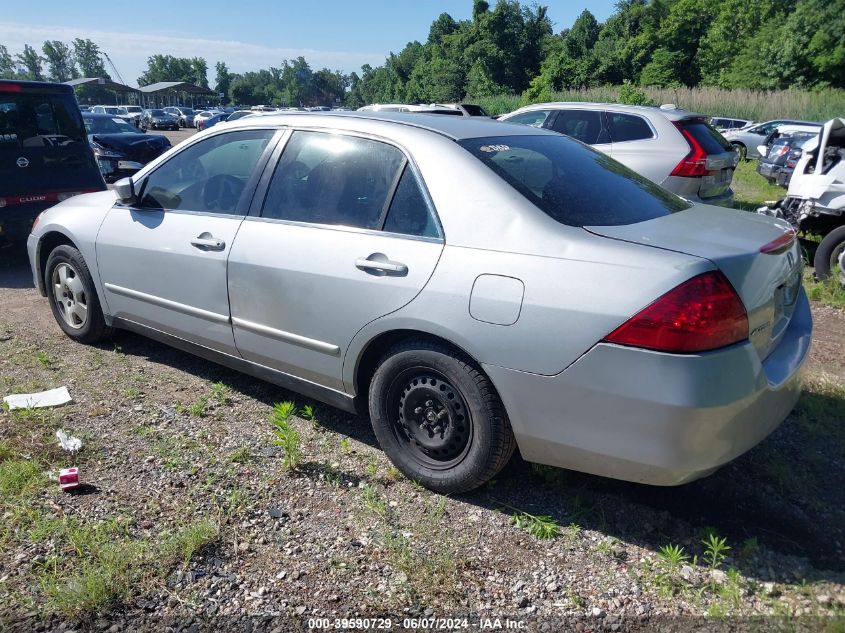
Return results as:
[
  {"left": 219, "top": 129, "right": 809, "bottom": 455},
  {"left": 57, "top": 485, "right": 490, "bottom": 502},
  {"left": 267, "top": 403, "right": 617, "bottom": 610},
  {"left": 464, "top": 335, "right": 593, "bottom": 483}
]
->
[
  {"left": 368, "top": 340, "right": 516, "bottom": 494},
  {"left": 45, "top": 245, "right": 112, "bottom": 344},
  {"left": 814, "top": 226, "right": 845, "bottom": 286}
]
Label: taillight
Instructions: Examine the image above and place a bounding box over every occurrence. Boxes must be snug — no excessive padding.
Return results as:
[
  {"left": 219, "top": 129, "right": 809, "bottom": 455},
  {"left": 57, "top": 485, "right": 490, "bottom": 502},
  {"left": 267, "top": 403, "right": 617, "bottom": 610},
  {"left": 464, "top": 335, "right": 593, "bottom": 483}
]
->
[
  {"left": 772, "top": 145, "right": 790, "bottom": 158},
  {"left": 759, "top": 227, "right": 796, "bottom": 254},
  {"left": 603, "top": 271, "right": 748, "bottom": 353},
  {"left": 670, "top": 123, "right": 710, "bottom": 177}
]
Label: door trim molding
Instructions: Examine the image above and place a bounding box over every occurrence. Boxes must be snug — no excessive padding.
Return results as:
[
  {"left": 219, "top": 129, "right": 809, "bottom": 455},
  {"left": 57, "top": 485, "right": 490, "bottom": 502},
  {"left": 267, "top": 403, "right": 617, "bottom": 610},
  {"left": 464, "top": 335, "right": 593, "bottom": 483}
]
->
[
  {"left": 104, "top": 283, "right": 230, "bottom": 325},
  {"left": 232, "top": 316, "right": 340, "bottom": 356},
  {"left": 112, "top": 317, "right": 357, "bottom": 413}
]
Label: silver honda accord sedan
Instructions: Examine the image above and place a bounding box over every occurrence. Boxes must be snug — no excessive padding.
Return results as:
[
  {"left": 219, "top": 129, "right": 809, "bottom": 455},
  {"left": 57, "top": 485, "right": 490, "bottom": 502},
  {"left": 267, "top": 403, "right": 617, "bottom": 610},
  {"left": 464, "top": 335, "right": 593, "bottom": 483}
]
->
[{"left": 27, "top": 112, "right": 812, "bottom": 493}]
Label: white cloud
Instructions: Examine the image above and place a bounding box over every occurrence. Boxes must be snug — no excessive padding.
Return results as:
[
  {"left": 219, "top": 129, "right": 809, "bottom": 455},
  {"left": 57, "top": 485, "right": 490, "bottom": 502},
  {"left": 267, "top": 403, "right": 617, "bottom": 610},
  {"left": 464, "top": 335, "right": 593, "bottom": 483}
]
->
[{"left": 0, "top": 21, "right": 386, "bottom": 86}]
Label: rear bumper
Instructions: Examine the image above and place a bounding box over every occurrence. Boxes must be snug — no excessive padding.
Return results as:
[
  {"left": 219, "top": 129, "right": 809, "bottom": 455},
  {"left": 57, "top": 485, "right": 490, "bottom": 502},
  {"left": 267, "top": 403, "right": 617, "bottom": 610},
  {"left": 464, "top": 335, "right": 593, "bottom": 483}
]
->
[{"left": 485, "top": 289, "right": 812, "bottom": 485}]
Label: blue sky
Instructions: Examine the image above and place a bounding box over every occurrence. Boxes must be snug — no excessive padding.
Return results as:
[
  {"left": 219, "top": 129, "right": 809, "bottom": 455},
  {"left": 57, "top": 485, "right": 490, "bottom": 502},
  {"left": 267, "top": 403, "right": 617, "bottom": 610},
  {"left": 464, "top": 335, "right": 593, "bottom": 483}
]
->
[{"left": 1, "top": 1, "right": 617, "bottom": 86}]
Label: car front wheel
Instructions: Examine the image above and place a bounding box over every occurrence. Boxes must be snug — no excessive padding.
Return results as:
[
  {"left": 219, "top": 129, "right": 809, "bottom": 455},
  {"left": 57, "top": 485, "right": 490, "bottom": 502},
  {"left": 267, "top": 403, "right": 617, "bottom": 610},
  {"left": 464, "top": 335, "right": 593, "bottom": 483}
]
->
[
  {"left": 732, "top": 142, "right": 747, "bottom": 162},
  {"left": 368, "top": 340, "right": 516, "bottom": 494},
  {"left": 45, "top": 245, "right": 112, "bottom": 344}
]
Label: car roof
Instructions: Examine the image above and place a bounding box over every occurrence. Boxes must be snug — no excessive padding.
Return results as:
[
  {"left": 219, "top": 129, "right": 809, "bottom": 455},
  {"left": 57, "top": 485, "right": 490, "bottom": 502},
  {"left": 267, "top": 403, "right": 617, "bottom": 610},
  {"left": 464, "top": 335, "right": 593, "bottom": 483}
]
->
[
  {"left": 0, "top": 79, "right": 73, "bottom": 94},
  {"left": 505, "top": 101, "right": 706, "bottom": 121},
  {"left": 222, "top": 110, "right": 555, "bottom": 141}
]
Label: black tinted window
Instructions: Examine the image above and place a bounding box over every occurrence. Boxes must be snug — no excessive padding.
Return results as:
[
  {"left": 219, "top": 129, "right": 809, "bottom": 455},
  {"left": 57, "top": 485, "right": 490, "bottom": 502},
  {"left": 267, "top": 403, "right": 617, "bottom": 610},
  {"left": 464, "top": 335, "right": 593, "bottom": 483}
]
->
[
  {"left": 383, "top": 166, "right": 439, "bottom": 238},
  {"left": 681, "top": 121, "right": 733, "bottom": 153},
  {"left": 459, "top": 135, "right": 689, "bottom": 227},
  {"left": 607, "top": 113, "right": 653, "bottom": 142},
  {"left": 549, "top": 110, "right": 604, "bottom": 144},
  {"left": 262, "top": 131, "right": 405, "bottom": 229},
  {"left": 0, "top": 92, "right": 86, "bottom": 148},
  {"left": 139, "top": 129, "right": 273, "bottom": 214}
]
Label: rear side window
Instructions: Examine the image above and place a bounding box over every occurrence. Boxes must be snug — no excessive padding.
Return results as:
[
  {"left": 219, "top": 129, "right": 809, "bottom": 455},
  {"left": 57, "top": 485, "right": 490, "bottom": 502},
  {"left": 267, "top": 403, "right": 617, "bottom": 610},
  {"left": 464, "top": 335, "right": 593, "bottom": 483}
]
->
[
  {"left": 607, "top": 113, "right": 653, "bottom": 142},
  {"left": 262, "top": 131, "right": 405, "bottom": 230},
  {"left": 549, "top": 110, "right": 605, "bottom": 144},
  {"left": 383, "top": 166, "right": 440, "bottom": 238},
  {"left": 0, "top": 91, "right": 86, "bottom": 148},
  {"left": 458, "top": 135, "right": 689, "bottom": 227},
  {"left": 680, "top": 121, "right": 733, "bottom": 153},
  {"left": 506, "top": 110, "right": 551, "bottom": 128}
]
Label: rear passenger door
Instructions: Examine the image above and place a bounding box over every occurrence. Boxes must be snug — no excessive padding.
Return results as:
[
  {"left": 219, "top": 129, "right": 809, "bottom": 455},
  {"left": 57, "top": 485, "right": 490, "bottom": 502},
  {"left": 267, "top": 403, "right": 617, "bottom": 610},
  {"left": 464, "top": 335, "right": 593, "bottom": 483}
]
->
[
  {"left": 227, "top": 130, "right": 444, "bottom": 391},
  {"left": 605, "top": 112, "right": 662, "bottom": 181},
  {"left": 547, "top": 109, "right": 611, "bottom": 155}
]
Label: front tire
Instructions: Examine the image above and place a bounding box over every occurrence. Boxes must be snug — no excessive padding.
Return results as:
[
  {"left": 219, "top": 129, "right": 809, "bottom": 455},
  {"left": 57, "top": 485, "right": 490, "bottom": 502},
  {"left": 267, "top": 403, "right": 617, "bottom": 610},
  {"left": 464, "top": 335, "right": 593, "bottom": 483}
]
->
[
  {"left": 45, "top": 245, "right": 112, "bottom": 344},
  {"left": 368, "top": 340, "right": 516, "bottom": 494},
  {"left": 814, "top": 225, "right": 845, "bottom": 286},
  {"left": 732, "top": 142, "right": 747, "bottom": 162}
]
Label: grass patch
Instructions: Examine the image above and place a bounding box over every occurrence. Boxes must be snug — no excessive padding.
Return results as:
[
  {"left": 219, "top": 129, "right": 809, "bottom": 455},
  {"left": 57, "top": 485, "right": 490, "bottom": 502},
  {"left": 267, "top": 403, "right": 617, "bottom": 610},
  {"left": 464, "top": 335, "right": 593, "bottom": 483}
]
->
[
  {"left": 805, "top": 270, "right": 845, "bottom": 309},
  {"left": 730, "top": 160, "right": 784, "bottom": 212},
  {"left": 0, "top": 458, "right": 44, "bottom": 497}
]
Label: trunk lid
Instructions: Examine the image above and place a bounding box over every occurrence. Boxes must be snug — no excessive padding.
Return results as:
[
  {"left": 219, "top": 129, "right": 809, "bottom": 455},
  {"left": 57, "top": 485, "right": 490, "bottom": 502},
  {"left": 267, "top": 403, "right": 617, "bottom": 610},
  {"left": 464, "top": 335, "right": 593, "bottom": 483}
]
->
[{"left": 586, "top": 205, "right": 803, "bottom": 360}]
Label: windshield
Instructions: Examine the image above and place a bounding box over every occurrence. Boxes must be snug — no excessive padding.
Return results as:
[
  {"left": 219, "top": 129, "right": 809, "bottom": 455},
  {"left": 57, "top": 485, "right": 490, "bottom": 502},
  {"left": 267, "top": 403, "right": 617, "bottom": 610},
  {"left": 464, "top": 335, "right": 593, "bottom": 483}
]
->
[
  {"left": 459, "top": 135, "right": 690, "bottom": 227},
  {"left": 0, "top": 91, "right": 86, "bottom": 148},
  {"left": 181, "top": 108, "right": 194, "bottom": 115},
  {"left": 125, "top": 106, "right": 142, "bottom": 113},
  {"left": 150, "top": 110, "right": 166, "bottom": 116},
  {"left": 84, "top": 116, "right": 143, "bottom": 135}
]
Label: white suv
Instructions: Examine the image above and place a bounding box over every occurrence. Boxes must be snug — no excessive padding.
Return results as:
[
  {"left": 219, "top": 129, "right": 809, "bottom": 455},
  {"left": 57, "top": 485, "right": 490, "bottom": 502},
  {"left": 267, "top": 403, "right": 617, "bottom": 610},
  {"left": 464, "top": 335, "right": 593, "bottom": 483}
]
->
[{"left": 500, "top": 102, "right": 738, "bottom": 207}]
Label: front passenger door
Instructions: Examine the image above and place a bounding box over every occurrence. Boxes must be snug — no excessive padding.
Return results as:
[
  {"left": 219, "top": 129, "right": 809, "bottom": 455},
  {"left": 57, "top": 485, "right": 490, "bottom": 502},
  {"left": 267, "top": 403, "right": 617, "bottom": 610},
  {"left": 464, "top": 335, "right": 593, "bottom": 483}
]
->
[{"left": 96, "top": 128, "right": 278, "bottom": 354}]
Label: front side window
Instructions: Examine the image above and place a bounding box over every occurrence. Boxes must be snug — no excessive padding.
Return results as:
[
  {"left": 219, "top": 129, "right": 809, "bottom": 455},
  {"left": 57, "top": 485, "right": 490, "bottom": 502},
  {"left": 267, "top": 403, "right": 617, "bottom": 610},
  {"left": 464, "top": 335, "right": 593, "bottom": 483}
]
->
[
  {"left": 549, "top": 110, "right": 605, "bottom": 145},
  {"left": 261, "top": 131, "right": 406, "bottom": 230},
  {"left": 607, "top": 113, "right": 654, "bottom": 143},
  {"left": 459, "top": 135, "right": 690, "bottom": 227},
  {"left": 505, "top": 110, "right": 551, "bottom": 128},
  {"left": 138, "top": 129, "right": 274, "bottom": 214}
]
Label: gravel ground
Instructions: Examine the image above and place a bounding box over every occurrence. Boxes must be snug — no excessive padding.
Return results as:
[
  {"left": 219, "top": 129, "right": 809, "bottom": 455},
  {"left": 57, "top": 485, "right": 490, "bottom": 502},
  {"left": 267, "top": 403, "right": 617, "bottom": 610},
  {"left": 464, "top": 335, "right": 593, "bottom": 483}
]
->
[{"left": 0, "top": 250, "right": 843, "bottom": 632}]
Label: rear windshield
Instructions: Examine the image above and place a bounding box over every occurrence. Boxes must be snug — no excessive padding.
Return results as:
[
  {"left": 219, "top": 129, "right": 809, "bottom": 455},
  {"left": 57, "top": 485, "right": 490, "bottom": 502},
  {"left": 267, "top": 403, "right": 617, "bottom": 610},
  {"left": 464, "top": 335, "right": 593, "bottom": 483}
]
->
[
  {"left": 681, "top": 121, "right": 733, "bottom": 153},
  {"left": 461, "top": 104, "right": 489, "bottom": 117},
  {"left": 459, "top": 135, "right": 690, "bottom": 227},
  {"left": 0, "top": 91, "right": 86, "bottom": 148}
]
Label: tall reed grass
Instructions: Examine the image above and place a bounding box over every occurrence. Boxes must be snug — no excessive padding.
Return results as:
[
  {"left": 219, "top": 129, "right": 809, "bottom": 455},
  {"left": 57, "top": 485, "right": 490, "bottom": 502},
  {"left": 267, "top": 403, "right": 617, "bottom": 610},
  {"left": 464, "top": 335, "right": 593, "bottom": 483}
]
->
[{"left": 476, "top": 86, "right": 845, "bottom": 122}]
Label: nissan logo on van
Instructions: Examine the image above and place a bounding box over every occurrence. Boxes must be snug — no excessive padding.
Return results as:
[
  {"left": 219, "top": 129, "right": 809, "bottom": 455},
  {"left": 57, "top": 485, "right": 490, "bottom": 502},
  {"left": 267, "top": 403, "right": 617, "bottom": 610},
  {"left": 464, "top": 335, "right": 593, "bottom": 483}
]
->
[{"left": 16, "top": 157, "right": 29, "bottom": 168}]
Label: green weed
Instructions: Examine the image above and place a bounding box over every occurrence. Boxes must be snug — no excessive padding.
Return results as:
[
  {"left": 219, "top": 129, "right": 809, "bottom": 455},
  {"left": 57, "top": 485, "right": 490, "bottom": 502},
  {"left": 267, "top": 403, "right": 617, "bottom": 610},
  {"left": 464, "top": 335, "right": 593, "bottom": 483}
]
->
[{"left": 271, "top": 402, "right": 302, "bottom": 470}]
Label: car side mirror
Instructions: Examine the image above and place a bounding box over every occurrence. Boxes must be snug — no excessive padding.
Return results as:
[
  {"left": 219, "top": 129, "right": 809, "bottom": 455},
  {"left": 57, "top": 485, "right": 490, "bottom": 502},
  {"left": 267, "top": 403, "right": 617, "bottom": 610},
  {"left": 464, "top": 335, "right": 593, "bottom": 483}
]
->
[
  {"left": 114, "top": 177, "right": 137, "bottom": 205},
  {"left": 757, "top": 145, "right": 769, "bottom": 158}
]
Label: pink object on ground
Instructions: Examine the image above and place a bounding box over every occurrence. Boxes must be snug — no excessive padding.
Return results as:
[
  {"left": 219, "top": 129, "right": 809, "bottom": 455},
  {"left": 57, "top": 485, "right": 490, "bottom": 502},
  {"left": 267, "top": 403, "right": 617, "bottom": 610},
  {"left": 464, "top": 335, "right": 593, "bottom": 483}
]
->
[{"left": 59, "top": 467, "right": 80, "bottom": 492}]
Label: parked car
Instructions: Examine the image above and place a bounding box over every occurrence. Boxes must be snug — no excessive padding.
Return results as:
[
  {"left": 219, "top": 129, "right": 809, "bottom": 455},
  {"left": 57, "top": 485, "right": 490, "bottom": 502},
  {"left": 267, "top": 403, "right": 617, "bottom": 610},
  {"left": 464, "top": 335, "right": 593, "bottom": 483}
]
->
[
  {"left": 500, "top": 102, "right": 739, "bottom": 207},
  {"left": 163, "top": 106, "right": 196, "bottom": 128},
  {"left": 82, "top": 113, "right": 171, "bottom": 182},
  {"left": 756, "top": 130, "right": 817, "bottom": 185},
  {"left": 121, "top": 105, "right": 144, "bottom": 127},
  {"left": 0, "top": 79, "right": 105, "bottom": 246},
  {"left": 721, "top": 119, "right": 821, "bottom": 160},
  {"left": 710, "top": 117, "right": 753, "bottom": 132},
  {"left": 225, "top": 110, "right": 254, "bottom": 122},
  {"left": 759, "top": 117, "right": 845, "bottom": 286},
  {"left": 141, "top": 109, "right": 179, "bottom": 131},
  {"left": 92, "top": 105, "right": 122, "bottom": 115},
  {"left": 195, "top": 112, "right": 229, "bottom": 131},
  {"left": 27, "top": 112, "right": 810, "bottom": 493},
  {"left": 428, "top": 103, "right": 491, "bottom": 117},
  {"left": 193, "top": 110, "right": 220, "bottom": 130}
]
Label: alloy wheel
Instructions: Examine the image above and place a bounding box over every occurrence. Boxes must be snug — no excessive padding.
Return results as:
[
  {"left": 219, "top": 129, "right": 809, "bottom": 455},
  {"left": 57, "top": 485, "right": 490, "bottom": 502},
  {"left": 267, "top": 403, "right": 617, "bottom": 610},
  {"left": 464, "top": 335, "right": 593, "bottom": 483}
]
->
[{"left": 51, "top": 263, "right": 88, "bottom": 329}]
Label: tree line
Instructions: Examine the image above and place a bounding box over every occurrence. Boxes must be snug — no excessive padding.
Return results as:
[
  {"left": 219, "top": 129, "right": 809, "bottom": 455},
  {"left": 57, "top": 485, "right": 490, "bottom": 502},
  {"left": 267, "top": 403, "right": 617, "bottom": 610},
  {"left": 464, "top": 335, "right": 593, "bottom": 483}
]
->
[{"left": 2, "top": 0, "right": 843, "bottom": 108}]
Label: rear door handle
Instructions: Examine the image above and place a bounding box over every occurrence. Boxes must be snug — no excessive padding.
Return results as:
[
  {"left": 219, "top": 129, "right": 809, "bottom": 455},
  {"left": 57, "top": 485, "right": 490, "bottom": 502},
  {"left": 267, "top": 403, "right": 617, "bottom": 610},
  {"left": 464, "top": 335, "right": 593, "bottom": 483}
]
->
[
  {"left": 355, "top": 253, "right": 408, "bottom": 276},
  {"left": 191, "top": 233, "right": 225, "bottom": 251}
]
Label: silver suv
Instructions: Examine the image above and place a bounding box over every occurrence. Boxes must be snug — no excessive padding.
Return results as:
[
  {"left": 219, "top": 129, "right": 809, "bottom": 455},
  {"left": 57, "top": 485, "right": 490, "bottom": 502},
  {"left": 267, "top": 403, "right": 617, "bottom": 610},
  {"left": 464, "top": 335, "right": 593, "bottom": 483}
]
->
[{"left": 500, "top": 102, "right": 738, "bottom": 207}]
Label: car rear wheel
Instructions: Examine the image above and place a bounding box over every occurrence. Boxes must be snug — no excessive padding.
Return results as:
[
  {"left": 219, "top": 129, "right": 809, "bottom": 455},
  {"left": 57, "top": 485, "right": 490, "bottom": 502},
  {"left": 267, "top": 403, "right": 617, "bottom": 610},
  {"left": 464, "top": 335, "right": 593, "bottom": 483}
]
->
[
  {"left": 814, "top": 225, "right": 845, "bottom": 286},
  {"left": 368, "top": 340, "right": 516, "bottom": 493},
  {"left": 45, "top": 245, "right": 112, "bottom": 344}
]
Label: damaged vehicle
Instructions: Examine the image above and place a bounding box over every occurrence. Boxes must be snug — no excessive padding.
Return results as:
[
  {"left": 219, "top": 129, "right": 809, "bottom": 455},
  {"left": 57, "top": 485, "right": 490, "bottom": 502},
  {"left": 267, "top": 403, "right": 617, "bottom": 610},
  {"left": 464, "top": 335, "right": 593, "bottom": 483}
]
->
[
  {"left": 759, "top": 118, "right": 845, "bottom": 285},
  {"left": 83, "top": 113, "right": 171, "bottom": 183}
]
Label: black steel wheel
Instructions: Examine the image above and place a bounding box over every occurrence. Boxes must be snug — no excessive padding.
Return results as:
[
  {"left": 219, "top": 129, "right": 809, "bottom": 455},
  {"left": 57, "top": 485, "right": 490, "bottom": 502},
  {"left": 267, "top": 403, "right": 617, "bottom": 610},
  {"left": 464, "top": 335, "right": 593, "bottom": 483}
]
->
[{"left": 369, "top": 339, "right": 516, "bottom": 493}]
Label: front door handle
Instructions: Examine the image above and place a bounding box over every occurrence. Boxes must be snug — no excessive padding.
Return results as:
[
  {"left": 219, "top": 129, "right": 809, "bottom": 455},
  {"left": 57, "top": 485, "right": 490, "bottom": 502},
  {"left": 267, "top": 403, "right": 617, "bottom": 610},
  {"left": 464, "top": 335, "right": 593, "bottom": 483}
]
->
[
  {"left": 355, "top": 253, "right": 408, "bottom": 276},
  {"left": 191, "top": 233, "right": 225, "bottom": 251}
]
